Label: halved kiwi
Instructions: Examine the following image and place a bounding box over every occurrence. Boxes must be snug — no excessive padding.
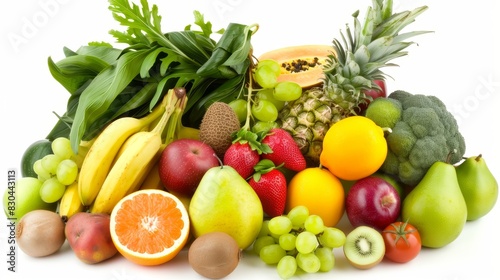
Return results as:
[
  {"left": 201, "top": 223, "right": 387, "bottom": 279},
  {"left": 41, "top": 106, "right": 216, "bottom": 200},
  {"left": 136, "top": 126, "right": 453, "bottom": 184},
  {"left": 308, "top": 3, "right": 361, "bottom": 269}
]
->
[{"left": 343, "top": 226, "right": 385, "bottom": 269}]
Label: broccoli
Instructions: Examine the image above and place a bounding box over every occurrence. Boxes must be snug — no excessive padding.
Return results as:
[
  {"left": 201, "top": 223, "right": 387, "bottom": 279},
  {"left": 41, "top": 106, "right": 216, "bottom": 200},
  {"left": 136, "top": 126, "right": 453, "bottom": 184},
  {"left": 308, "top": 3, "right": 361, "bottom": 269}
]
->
[{"left": 370, "top": 90, "right": 466, "bottom": 186}]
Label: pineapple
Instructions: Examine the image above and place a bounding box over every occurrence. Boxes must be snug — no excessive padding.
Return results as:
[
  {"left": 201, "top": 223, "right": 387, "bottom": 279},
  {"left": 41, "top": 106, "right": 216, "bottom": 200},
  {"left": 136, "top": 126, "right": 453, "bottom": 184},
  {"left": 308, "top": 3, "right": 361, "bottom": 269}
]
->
[{"left": 277, "top": 0, "right": 430, "bottom": 163}]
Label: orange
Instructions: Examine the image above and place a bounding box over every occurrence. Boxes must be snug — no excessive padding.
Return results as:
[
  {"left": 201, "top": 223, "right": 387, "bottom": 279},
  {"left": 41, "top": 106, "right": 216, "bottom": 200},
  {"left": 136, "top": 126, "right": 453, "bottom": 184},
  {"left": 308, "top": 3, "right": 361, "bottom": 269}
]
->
[
  {"left": 320, "top": 116, "right": 387, "bottom": 181},
  {"left": 286, "top": 167, "right": 345, "bottom": 227},
  {"left": 110, "top": 189, "right": 190, "bottom": 266}
]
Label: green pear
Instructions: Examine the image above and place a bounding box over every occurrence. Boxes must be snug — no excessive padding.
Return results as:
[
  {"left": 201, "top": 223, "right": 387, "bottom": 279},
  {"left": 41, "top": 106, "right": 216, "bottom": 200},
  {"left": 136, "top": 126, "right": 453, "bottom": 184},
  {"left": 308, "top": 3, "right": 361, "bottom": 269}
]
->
[
  {"left": 402, "top": 160, "right": 467, "bottom": 248},
  {"left": 189, "top": 165, "right": 263, "bottom": 249},
  {"left": 456, "top": 154, "right": 498, "bottom": 221}
]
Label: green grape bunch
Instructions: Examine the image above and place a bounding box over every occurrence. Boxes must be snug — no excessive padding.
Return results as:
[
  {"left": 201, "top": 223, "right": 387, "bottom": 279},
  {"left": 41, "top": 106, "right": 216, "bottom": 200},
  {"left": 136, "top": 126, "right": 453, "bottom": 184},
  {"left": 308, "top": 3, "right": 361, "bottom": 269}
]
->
[{"left": 252, "top": 205, "right": 347, "bottom": 279}]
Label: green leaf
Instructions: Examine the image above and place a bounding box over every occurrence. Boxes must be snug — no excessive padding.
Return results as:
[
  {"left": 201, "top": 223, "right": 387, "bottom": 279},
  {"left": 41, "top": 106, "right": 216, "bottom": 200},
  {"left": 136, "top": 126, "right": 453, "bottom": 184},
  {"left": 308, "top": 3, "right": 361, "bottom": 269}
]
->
[
  {"left": 110, "top": 82, "right": 158, "bottom": 119},
  {"left": 69, "top": 48, "right": 153, "bottom": 152},
  {"left": 196, "top": 23, "right": 253, "bottom": 78},
  {"left": 140, "top": 46, "right": 169, "bottom": 78}
]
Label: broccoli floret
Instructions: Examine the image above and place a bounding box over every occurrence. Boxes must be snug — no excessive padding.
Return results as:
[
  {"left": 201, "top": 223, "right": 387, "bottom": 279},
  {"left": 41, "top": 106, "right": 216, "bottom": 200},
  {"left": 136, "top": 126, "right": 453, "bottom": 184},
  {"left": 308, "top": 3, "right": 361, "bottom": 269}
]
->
[{"left": 371, "top": 91, "right": 467, "bottom": 186}]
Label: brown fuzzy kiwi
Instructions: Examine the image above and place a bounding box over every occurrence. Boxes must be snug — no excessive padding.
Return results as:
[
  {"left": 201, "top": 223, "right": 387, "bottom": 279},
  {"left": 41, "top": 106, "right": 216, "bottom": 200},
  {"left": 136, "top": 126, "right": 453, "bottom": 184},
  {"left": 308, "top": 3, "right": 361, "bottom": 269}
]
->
[
  {"left": 199, "top": 102, "right": 240, "bottom": 158},
  {"left": 188, "top": 231, "right": 241, "bottom": 279},
  {"left": 16, "top": 209, "right": 66, "bottom": 257}
]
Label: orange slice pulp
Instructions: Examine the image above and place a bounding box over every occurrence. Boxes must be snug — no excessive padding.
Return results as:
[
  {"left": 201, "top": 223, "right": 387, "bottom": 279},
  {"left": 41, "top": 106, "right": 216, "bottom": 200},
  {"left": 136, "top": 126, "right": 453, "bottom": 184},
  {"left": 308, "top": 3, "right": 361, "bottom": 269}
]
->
[{"left": 110, "top": 189, "right": 190, "bottom": 266}]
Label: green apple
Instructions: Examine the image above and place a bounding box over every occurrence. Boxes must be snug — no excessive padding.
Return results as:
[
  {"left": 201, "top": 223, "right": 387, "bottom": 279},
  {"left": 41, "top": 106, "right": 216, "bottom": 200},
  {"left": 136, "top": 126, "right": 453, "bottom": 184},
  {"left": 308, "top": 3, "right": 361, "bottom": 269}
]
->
[{"left": 3, "top": 177, "right": 57, "bottom": 221}]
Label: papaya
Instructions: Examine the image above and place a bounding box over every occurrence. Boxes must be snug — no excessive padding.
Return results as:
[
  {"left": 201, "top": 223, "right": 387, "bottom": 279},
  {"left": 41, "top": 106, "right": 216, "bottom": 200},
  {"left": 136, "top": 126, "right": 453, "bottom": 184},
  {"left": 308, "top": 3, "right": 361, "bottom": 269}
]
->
[{"left": 257, "top": 45, "right": 334, "bottom": 88}]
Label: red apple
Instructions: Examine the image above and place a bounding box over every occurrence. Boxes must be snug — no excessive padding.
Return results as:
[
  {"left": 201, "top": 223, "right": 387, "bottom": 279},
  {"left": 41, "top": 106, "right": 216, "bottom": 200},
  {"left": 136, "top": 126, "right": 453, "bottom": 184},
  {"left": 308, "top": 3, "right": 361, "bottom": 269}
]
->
[
  {"left": 358, "top": 79, "right": 387, "bottom": 113},
  {"left": 345, "top": 176, "right": 400, "bottom": 231},
  {"left": 158, "top": 139, "right": 219, "bottom": 196}
]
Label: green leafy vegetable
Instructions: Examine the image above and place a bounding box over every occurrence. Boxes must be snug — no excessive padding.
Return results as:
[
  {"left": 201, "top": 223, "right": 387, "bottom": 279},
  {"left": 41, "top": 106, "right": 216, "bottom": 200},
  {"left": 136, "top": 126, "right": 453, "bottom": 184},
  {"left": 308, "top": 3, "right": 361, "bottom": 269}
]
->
[{"left": 46, "top": 0, "right": 257, "bottom": 152}]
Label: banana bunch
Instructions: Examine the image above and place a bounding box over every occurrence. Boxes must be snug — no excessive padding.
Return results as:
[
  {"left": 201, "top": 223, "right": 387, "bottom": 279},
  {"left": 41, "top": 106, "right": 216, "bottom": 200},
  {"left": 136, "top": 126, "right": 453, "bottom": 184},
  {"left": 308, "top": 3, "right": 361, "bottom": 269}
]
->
[{"left": 76, "top": 87, "right": 189, "bottom": 214}]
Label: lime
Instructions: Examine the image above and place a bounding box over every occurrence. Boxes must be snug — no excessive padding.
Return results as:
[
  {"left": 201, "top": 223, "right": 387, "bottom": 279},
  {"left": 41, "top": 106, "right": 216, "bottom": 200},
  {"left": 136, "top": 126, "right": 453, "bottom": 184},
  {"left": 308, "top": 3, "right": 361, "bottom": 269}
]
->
[{"left": 364, "top": 97, "right": 402, "bottom": 129}]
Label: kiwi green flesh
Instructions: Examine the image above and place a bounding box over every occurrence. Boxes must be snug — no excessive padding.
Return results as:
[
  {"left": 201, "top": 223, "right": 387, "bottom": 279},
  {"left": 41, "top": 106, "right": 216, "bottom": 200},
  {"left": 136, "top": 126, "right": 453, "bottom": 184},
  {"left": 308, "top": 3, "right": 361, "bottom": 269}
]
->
[{"left": 343, "top": 226, "right": 385, "bottom": 269}]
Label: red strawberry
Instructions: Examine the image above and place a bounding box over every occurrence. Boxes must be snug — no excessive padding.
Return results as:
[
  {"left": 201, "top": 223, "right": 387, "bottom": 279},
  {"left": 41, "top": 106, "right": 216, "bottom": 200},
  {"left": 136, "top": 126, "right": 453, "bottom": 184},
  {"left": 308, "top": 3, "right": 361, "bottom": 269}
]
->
[
  {"left": 223, "top": 142, "right": 260, "bottom": 179},
  {"left": 261, "top": 128, "right": 306, "bottom": 172},
  {"left": 249, "top": 162, "right": 287, "bottom": 218}
]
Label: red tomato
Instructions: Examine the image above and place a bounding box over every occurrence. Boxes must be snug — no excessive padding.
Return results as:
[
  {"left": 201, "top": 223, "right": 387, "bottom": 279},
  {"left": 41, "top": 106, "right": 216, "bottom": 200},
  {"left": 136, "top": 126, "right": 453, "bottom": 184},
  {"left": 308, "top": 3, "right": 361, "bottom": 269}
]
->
[{"left": 382, "top": 221, "right": 422, "bottom": 263}]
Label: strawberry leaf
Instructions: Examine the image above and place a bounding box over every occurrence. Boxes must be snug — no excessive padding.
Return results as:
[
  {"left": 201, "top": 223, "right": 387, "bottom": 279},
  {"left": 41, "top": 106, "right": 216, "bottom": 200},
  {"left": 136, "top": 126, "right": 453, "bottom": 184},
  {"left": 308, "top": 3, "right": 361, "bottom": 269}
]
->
[{"left": 232, "top": 129, "right": 272, "bottom": 155}]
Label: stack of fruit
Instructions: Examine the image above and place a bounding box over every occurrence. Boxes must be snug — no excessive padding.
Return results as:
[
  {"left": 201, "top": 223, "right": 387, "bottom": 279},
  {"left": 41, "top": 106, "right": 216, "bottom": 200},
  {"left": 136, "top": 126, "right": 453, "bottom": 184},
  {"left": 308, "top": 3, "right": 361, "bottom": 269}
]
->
[{"left": 3, "top": 0, "right": 499, "bottom": 279}]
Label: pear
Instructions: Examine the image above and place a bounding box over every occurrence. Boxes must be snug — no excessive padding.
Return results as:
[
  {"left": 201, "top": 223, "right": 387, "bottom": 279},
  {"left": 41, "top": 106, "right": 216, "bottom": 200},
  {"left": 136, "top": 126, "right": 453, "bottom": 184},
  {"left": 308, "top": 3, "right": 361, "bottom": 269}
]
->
[
  {"left": 189, "top": 165, "right": 263, "bottom": 249},
  {"left": 402, "top": 160, "right": 467, "bottom": 248},
  {"left": 456, "top": 154, "right": 498, "bottom": 221}
]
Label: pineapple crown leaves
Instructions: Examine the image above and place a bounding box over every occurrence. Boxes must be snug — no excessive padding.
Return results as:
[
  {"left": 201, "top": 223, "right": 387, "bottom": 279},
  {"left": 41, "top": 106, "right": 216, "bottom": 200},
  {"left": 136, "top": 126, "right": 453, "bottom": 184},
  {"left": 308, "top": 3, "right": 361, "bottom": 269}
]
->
[
  {"left": 232, "top": 128, "right": 273, "bottom": 155},
  {"left": 323, "top": 0, "right": 431, "bottom": 97},
  {"left": 251, "top": 159, "right": 283, "bottom": 182}
]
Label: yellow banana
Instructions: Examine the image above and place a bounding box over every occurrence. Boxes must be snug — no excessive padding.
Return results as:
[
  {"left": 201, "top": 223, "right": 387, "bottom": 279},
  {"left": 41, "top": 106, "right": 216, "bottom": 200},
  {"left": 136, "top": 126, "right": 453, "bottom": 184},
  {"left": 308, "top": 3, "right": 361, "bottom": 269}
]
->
[
  {"left": 59, "top": 181, "right": 84, "bottom": 219},
  {"left": 90, "top": 89, "right": 186, "bottom": 214},
  {"left": 140, "top": 160, "right": 165, "bottom": 190},
  {"left": 71, "top": 138, "right": 96, "bottom": 168},
  {"left": 78, "top": 96, "right": 168, "bottom": 206},
  {"left": 177, "top": 126, "right": 200, "bottom": 140}
]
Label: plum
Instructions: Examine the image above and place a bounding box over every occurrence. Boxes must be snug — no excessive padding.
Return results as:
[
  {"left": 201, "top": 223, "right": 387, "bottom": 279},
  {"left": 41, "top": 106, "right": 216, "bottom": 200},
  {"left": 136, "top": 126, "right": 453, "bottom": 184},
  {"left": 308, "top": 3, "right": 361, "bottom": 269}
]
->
[
  {"left": 345, "top": 176, "right": 401, "bottom": 231},
  {"left": 65, "top": 212, "right": 117, "bottom": 264}
]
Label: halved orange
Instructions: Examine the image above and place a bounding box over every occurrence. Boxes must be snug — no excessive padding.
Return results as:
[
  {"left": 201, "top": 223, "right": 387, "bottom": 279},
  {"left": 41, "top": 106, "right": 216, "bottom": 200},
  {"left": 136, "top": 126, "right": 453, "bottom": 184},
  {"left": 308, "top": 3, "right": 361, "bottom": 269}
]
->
[{"left": 110, "top": 189, "right": 190, "bottom": 266}]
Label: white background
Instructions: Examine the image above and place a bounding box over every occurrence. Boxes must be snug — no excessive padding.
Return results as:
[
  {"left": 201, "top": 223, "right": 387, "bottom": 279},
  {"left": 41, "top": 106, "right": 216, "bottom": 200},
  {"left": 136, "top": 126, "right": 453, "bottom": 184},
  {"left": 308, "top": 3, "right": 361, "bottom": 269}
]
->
[{"left": 1, "top": 0, "right": 499, "bottom": 279}]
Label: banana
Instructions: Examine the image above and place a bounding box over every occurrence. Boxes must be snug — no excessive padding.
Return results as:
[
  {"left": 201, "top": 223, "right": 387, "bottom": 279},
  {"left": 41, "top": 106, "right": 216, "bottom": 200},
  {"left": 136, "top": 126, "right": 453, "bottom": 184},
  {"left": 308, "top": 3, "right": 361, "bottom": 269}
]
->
[
  {"left": 177, "top": 126, "right": 200, "bottom": 141},
  {"left": 140, "top": 159, "right": 165, "bottom": 190},
  {"left": 71, "top": 138, "right": 96, "bottom": 168},
  {"left": 59, "top": 181, "right": 84, "bottom": 219},
  {"left": 78, "top": 95, "right": 168, "bottom": 206},
  {"left": 90, "top": 88, "right": 186, "bottom": 214}
]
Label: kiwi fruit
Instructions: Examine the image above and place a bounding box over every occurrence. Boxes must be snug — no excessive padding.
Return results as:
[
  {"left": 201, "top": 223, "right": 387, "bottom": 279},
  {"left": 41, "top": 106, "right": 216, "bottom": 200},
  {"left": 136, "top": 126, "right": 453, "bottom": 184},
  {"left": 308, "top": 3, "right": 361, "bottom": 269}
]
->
[
  {"left": 188, "top": 231, "right": 241, "bottom": 279},
  {"left": 199, "top": 102, "right": 241, "bottom": 158},
  {"left": 16, "top": 209, "right": 66, "bottom": 257},
  {"left": 343, "top": 226, "right": 385, "bottom": 269}
]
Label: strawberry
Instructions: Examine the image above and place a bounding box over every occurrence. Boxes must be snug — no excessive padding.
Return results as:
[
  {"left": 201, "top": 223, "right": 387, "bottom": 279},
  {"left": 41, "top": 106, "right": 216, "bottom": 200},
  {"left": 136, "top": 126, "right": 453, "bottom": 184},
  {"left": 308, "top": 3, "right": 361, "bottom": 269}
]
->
[
  {"left": 223, "top": 128, "right": 272, "bottom": 179},
  {"left": 248, "top": 160, "right": 287, "bottom": 218},
  {"left": 261, "top": 128, "right": 307, "bottom": 172},
  {"left": 223, "top": 142, "right": 260, "bottom": 179}
]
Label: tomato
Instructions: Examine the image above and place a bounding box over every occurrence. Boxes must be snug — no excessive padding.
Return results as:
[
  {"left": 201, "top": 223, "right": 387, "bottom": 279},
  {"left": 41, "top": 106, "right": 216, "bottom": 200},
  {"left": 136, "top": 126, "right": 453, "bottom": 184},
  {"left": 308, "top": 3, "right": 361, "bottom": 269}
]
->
[{"left": 382, "top": 221, "right": 422, "bottom": 263}]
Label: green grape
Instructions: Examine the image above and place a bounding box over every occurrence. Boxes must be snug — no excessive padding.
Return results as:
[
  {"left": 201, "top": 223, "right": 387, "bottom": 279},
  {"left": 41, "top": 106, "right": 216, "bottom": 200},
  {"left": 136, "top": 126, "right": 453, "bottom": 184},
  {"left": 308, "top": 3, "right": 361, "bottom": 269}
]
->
[
  {"left": 251, "top": 121, "right": 278, "bottom": 134},
  {"left": 56, "top": 159, "right": 78, "bottom": 185},
  {"left": 39, "top": 177, "right": 66, "bottom": 203},
  {"left": 257, "top": 220, "right": 271, "bottom": 238},
  {"left": 41, "top": 154, "right": 63, "bottom": 176},
  {"left": 304, "top": 215, "right": 325, "bottom": 235},
  {"left": 257, "top": 59, "right": 281, "bottom": 77},
  {"left": 254, "top": 65, "right": 278, "bottom": 88},
  {"left": 278, "top": 233, "right": 297, "bottom": 251},
  {"left": 287, "top": 205, "right": 309, "bottom": 228},
  {"left": 33, "top": 159, "right": 51, "bottom": 181},
  {"left": 228, "top": 99, "right": 248, "bottom": 124},
  {"left": 318, "top": 227, "right": 347, "bottom": 248},
  {"left": 256, "top": 88, "right": 285, "bottom": 111},
  {"left": 295, "top": 231, "right": 319, "bottom": 254},
  {"left": 296, "top": 252, "right": 321, "bottom": 273},
  {"left": 251, "top": 100, "right": 278, "bottom": 122},
  {"left": 315, "top": 247, "right": 335, "bottom": 272},
  {"left": 277, "top": 255, "right": 297, "bottom": 279},
  {"left": 268, "top": 216, "right": 293, "bottom": 236},
  {"left": 259, "top": 244, "right": 286, "bottom": 265},
  {"left": 253, "top": 235, "right": 276, "bottom": 255},
  {"left": 273, "top": 81, "right": 302, "bottom": 102},
  {"left": 51, "top": 137, "right": 74, "bottom": 160}
]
